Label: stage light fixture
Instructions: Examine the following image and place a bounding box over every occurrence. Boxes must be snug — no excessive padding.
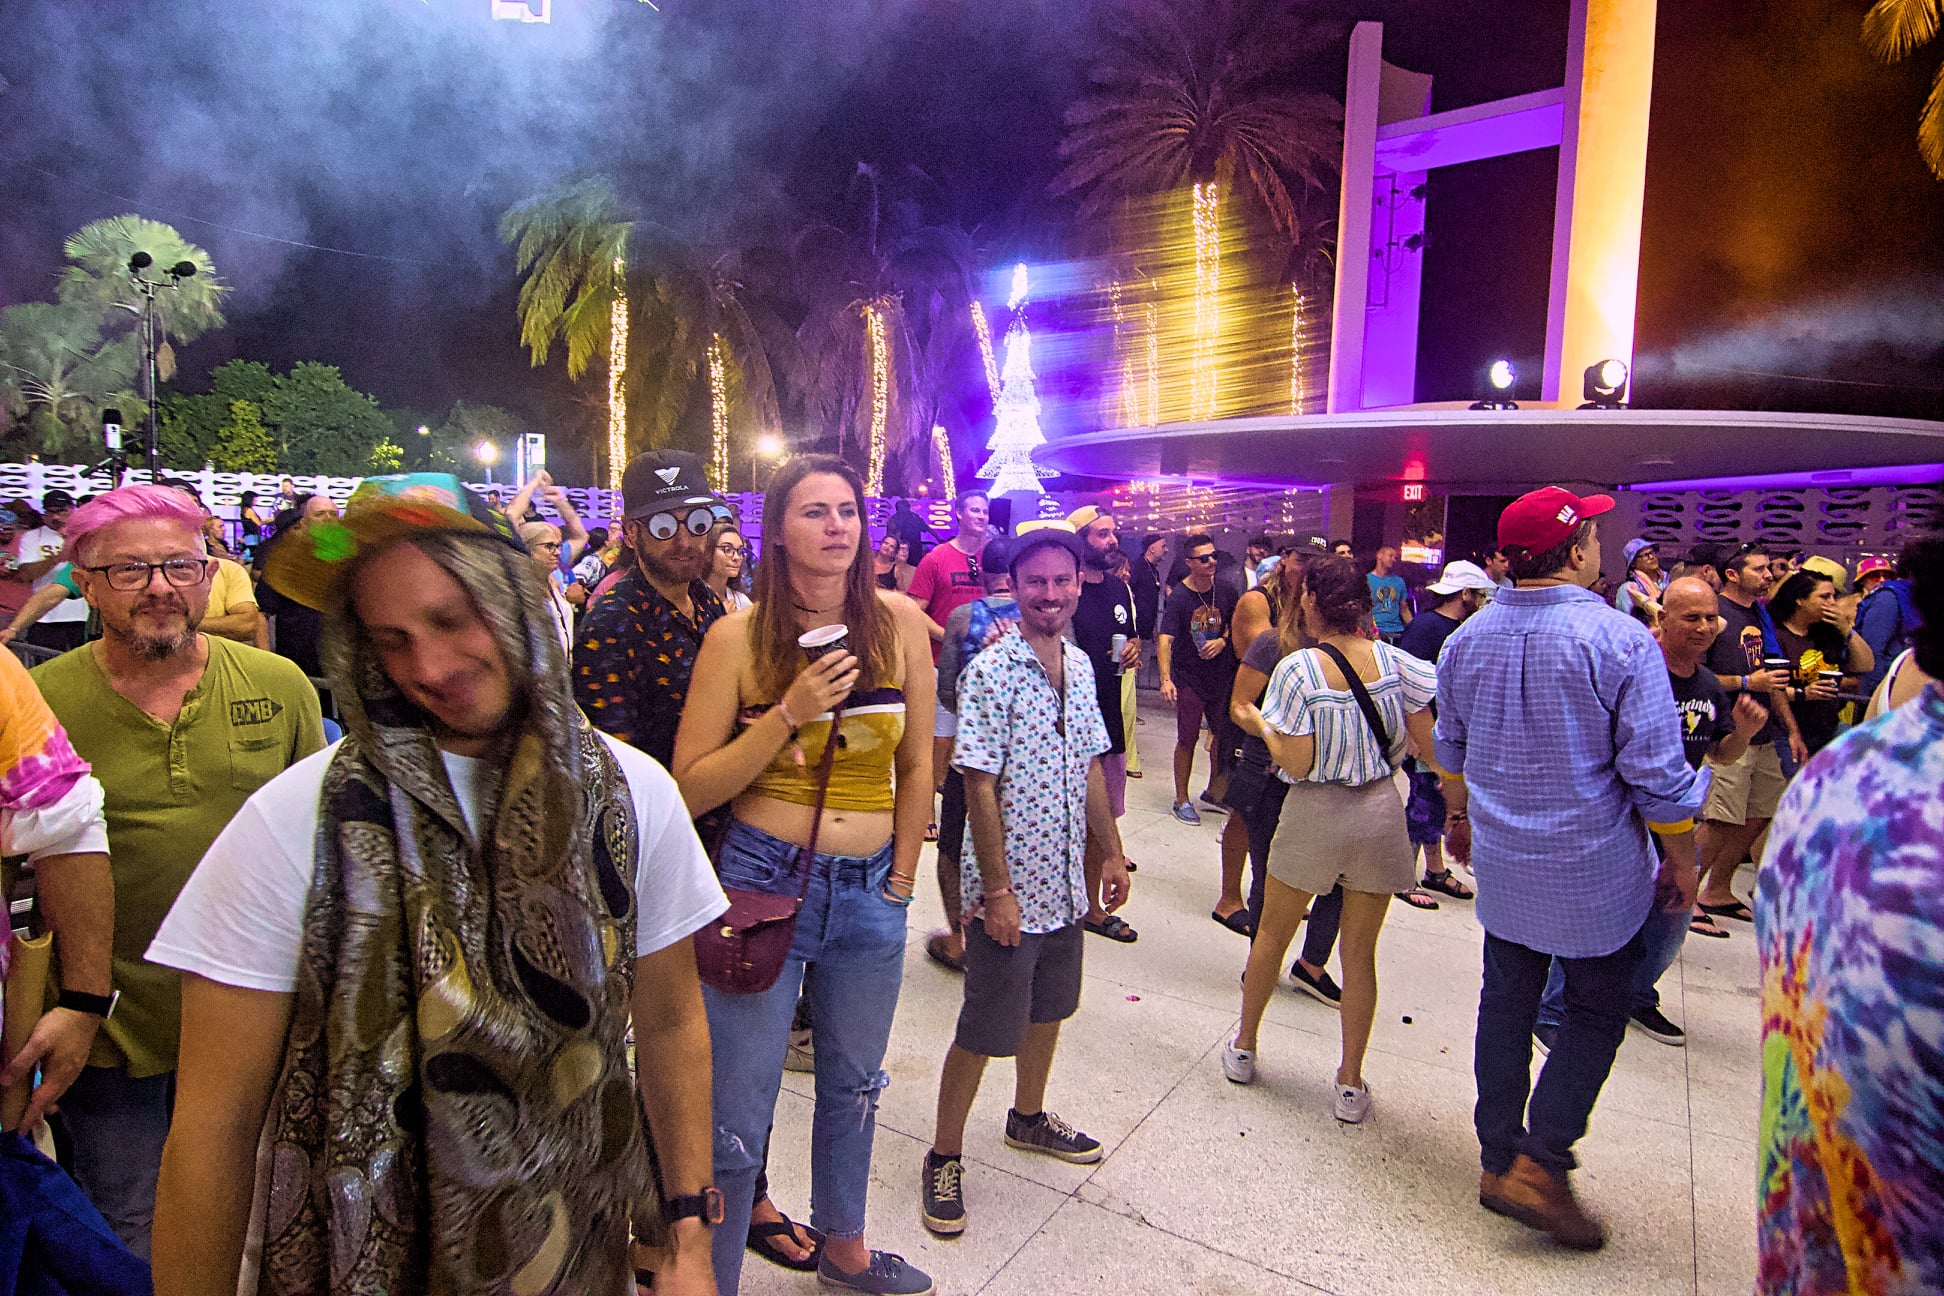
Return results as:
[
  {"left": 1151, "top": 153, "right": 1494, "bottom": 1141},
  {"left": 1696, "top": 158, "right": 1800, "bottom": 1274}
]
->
[
  {"left": 169, "top": 260, "right": 197, "bottom": 279},
  {"left": 128, "top": 251, "right": 152, "bottom": 273},
  {"left": 1469, "top": 358, "right": 1519, "bottom": 410},
  {"left": 1580, "top": 358, "right": 1629, "bottom": 408}
]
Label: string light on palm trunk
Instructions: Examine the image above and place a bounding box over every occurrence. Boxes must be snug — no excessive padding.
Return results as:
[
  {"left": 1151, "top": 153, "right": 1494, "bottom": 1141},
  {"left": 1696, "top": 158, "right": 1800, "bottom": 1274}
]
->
[
  {"left": 1191, "top": 181, "right": 1221, "bottom": 421},
  {"left": 932, "top": 425, "right": 956, "bottom": 501},
  {"left": 606, "top": 256, "right": 628, "bottom": 495},
  {"left": 707, "top": 334, "right": 730, "bottom": 493},
  {"left": 1144, "top": 292, "right": 1160, "bottom": 427},
  {"left": 1290, "top": 285, "right": 1307, "bottom": 415},
  {"left": 864, "top": 300, "right": 890, "bottom": 496},
  {"left": 970, "top": 301, "right": 1001, "bottom": 403}
]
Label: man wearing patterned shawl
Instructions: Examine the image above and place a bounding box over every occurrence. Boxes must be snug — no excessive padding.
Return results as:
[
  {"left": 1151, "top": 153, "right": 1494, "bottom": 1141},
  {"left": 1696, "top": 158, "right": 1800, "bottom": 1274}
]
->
[{"left": 146, "top": 476, "right": 729, "bottom": 1296}]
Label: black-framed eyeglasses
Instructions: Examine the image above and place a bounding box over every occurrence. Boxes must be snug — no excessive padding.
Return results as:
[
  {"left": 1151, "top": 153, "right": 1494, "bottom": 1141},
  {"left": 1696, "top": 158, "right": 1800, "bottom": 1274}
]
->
[
  {"left": 637, "top": 508, "right": 716, "bottom": 541},
  {"left": 716, "top": 542, "right": 746, "bottom": 557},
  {"left": 84, "top": 558, "right": 213, "bottom": 592},
  {"left": 531, "top": 540, "right": 563, "bottom": 552}
]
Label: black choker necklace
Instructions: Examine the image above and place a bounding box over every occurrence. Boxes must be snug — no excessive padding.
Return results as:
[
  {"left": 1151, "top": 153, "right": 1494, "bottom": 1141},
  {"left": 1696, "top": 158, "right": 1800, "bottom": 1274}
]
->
[{"left": 795, "top": 599, "right": 843, "bottom": 614}]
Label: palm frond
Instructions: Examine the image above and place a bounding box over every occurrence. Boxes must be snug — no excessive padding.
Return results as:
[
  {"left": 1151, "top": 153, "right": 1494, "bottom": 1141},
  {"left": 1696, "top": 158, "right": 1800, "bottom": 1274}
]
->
[{"left": 1862, "top": 0, "right": 1942, "bottom": 61}]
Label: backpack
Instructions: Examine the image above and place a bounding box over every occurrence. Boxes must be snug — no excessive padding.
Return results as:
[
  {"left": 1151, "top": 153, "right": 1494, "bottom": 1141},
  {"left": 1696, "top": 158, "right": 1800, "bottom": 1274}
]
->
[{"left": 1858, "top": 579, "right": 1921, "bottom": 659}]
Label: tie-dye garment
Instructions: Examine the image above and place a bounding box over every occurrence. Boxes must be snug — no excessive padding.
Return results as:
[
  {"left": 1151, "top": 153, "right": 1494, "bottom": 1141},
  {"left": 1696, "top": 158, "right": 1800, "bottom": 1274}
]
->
[
  {"left": 0, "top": 647, "right": 95, "bottom": 981},
  {"left": 1755, "top": 682, "right": 1944, "bottom": 1295}
]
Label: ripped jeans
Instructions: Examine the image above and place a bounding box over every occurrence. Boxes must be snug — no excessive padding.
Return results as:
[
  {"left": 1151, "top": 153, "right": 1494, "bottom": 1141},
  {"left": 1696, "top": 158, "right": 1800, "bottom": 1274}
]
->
[{"left": 702, "top": 818, "right": 911, "bottom": 1293}]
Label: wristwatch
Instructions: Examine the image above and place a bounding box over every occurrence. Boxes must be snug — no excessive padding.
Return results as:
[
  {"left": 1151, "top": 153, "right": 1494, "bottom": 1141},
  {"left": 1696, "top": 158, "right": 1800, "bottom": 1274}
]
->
[
  {"left": 57, "top": 989, "right": 119, "bottom": 1019},
  {"left": 663, "top": 1187, "right": 725, "bottom": 1227}
]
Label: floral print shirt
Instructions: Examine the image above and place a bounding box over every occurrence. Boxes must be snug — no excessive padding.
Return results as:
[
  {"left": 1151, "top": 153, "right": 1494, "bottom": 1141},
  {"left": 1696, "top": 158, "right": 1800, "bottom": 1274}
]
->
[
  {"left": 572, "top": 571, "right": 725, "bottom": 767},
  {"left": 1755, "top": 683, "right": 1944, "bottom": 1295},
  {"left": 952, "top": 629, "right": 1109, "bottom": 935}
]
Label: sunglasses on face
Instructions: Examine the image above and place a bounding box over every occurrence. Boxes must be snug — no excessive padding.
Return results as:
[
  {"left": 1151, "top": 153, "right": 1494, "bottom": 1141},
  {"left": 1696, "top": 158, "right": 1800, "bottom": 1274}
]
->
[
  {"left": 638, "top": 508, "right": 716, "bottom": 541},
  {"left": 1187, "top": 553, "right": 1217, "bottom": 564}
]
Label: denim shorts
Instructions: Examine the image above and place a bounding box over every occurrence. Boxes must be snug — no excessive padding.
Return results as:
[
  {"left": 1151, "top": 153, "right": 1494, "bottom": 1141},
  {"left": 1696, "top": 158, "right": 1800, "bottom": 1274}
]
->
[{"left": 954, "top": 920, "right": 1084, "bottom": 1058}]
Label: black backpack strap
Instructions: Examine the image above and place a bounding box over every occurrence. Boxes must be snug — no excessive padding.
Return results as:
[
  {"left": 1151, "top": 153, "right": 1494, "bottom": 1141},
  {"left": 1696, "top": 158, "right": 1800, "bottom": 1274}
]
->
[{"left": 1314, "top": 641, "right": 1397, "bottom": 762}]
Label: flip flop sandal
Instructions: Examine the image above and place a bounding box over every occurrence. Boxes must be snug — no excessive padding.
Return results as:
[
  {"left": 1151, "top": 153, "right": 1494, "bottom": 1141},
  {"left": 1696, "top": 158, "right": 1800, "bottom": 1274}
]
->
[
  {"left": 925, "top": 930, "right": 965, "bottom": 972},
  {"left": 1697, "top": 899, "right": 1755, "bottom": 923},
  {"left": 1211, "top": 908, "right": 1255, "bottom": 937},
  {"left": 1420, "top": 870, "right": 1475, "bottom": 900},
  {"left": 924, "top": 822, "right": 939, "bottom": 842},
  {"left": 1125, "top": 859, "right": 1138, "bottom": 873},
  {"left": 1689, "top": 912, "right": 1731, "bottom": 939},
  {"left": 1086, "top": 914, "right": 1139, "bottom": 942},
  {"left": 1397, "top": 888, "right": 1441, "bottom": 911},
  {"left": 746, "top": 1217, "right": 826, "bottom": 1272}
]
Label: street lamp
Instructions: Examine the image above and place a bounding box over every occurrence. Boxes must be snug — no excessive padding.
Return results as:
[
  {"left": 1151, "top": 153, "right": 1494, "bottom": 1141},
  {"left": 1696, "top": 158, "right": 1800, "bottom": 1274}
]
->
[
  {"left": 417, "top": 424, "right": 430, "bottom": 436},
  {"left": 751, "top": 433, "right": 786, "bottom": 492},
  {"left": 476, "top": 440, "right": 499, "bottom": 484}
]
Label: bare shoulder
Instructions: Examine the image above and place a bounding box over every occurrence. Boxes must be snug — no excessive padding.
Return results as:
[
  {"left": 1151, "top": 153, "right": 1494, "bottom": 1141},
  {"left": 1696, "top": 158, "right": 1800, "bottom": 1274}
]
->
[
  {"left": 877, "top": 587, "right": 925, "bottom": 627},
  {"left": 703, "top": 605, "right": 753, "bottom": 651}
]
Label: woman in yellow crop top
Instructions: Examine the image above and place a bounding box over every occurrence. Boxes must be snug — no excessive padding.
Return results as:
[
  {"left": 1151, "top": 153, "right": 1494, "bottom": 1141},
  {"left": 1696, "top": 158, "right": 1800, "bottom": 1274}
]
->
[{"left": 672, "top": 454, "right": 935, "bottom": 1296}]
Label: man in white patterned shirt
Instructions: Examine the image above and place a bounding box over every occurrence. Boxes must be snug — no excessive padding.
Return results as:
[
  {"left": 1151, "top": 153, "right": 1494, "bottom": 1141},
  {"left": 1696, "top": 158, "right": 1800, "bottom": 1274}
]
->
[{"left": 918, "top": 524, "right": 1132, "bottom": 1239}]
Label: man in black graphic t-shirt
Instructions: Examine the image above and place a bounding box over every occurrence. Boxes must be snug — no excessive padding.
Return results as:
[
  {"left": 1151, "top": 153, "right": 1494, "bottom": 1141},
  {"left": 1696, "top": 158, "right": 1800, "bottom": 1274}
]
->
[{"left": 1157, "top": 532, "right": 1240, "bottom": 826}]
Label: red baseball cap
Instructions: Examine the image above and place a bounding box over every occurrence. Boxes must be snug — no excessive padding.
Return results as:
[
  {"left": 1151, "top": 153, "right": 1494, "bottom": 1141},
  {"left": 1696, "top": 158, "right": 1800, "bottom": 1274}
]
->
[{"left": 1497, "top": 486, "right": 1616, "bottom": 551}]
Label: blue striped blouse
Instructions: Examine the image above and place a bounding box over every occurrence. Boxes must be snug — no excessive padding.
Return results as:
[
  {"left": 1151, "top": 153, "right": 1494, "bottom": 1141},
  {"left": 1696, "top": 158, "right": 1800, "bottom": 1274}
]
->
[{"left": 1258, "top": 642, "right": 1438, "bottom": 786}]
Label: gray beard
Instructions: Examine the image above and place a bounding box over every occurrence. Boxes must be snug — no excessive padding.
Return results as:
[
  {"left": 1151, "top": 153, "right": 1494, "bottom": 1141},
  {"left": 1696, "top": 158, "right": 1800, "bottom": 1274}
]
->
[{"left": 128, "top": 627, "right": 195, "bottom": 661}]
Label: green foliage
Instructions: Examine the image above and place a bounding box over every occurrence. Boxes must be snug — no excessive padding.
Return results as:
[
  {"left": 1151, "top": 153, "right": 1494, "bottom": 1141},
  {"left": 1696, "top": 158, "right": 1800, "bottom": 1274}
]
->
[
  {"left": 210, "top": 400, "right": 278, "bottom": 472},
  {"left": 0, "top": 300, "right": 140, "bottom": 459},
  {"left": 368, "top": 436, "right": 403, "bottom": 473},
  {"left": 160, "top": 361, "right": 278, "bottom": 468},
  {"left": 262, "top": 362, "right": 392, "bottom": 475}
]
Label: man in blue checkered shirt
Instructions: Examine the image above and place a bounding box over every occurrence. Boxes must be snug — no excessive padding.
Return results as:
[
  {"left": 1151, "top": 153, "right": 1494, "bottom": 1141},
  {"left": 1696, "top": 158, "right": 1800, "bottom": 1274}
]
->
[{"left": 1435, "top": 487, "right": 1708, "bottom": 1253}]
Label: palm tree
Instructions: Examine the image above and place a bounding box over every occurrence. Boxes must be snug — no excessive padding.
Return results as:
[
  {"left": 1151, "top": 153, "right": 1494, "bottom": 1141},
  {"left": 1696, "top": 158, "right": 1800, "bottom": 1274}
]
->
[
  {"left": 502, "top": 181, "right": 785, "bottom": 490},
  {"left": 1862, "top": 0, "right": 1944, "bottom": 178},
  {"left": 59, "top": 216, "right": 225, "bottom": 385},
  {"left": 1051, "top": 0, "right": 1344, "bottom": 249},
  {"left": 0, "top": 301, "right": 140, "bottom": 458},
  {"left": 790, "top": 166, "right": 985, "bottom": 493}
]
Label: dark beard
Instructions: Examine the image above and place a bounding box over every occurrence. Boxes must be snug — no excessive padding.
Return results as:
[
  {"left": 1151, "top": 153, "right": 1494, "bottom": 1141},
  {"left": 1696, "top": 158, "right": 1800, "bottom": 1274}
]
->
[
  {"left": 635, "top": 547, "right": 705, "bottom": 588},
  {"left": 1085, "top": 545, "right": 1121, "bottom": 572}
]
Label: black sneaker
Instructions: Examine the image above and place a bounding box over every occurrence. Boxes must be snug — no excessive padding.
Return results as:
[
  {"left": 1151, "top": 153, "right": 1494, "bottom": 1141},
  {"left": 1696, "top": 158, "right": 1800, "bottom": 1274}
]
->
[
  {"left": 1287, "top": 963, "right": 1343, "bottom": 1008},
  {"left": 1003, "top": 1108, "right": 1102, "bottom": 1164},
  {"left": 1628, "top": 1005, "right": 1686, "bottom": 1046},
  {"left": 1533, "top": 1022, "right": 1559, "bottom": 1057},
  {"left": 920, "top": 1150, "right": 966, "bottom": 1236}
]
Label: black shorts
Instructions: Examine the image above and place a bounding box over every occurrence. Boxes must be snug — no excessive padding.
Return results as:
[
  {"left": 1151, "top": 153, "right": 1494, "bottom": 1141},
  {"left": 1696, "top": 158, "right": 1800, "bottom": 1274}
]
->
[{"left": 953, "top": 919, "right": 1085, "bottom": 1058}]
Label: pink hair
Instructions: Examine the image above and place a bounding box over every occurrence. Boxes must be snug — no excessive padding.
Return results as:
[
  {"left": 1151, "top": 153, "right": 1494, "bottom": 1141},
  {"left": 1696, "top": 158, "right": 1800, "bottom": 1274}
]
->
[{"left": 64, "top": 485, "right": 206, "bottom": 565}]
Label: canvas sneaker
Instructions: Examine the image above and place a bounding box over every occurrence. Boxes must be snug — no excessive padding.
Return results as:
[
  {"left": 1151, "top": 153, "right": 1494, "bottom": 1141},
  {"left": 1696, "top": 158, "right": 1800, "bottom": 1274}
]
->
[
  {"left": 1004, "top": 1108, "right": 1102, "bottom": 1164},
  {"left": 1287, "top": 963, "right": 1343, "bottom": 1007},
  {"left": 1629, "top": 1005, "right": 1686, "bottom": 1046},
  {"left": 1221, "top": 1037, "right": 1257, "bottom": 1085},
  {"left": 818, "top": 1250, "right": 934, "bottom": 1295},
  {"left": 1333, "top": 1080, "right": 1374, "bottom": 1124},
  {"left": 1172, "top": 800, "right": 1202, "bottom": 826},
  {"left": 920, "top": 1150, "right": 966, "bottom": 1236}
]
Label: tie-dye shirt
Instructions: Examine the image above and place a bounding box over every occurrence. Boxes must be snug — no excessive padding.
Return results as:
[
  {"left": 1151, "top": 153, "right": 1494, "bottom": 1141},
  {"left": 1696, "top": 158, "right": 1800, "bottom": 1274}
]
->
[
  {"left": 0, "top": 648, "right": 101, "bottom": 982},
  {"left": 1756, "top": 682, "right": 1944, "bottom": 1295}
]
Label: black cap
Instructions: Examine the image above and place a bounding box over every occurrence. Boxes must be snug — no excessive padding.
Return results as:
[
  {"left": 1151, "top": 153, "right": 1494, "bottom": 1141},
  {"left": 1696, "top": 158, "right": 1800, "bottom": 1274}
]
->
[
  {"left": 40, "top": 488, "right": 75, "bottom": 510},
  {"left": 1007, "top": 521, "right": 1086, "bottom": 573},
  {"left": 621, "top": 451, "right": 720, "bottom": 520},
  {"left": 978, "top": 535, "right": 1013, "bottom": 573}
]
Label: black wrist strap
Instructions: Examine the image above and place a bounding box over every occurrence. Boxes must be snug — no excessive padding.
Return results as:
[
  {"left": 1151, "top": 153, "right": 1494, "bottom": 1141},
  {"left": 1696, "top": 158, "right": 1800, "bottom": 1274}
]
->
[{"left": 58, "top": 989, "right": 117, "bottom": 1018}]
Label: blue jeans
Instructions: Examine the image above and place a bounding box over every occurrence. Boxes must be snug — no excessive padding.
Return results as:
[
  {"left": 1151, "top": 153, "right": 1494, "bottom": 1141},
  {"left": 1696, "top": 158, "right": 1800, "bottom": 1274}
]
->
[
  {"left": 59, "top": 1064, "right": 174, "bottom": 1260},
  {"left": 1473, "top": 926, "right": 1643, "bottom": 1175},
  {"left": 1536, "top": 904, "right": 1689, "bottom": 1028},
  {"left": 703, "top": 819, "right": 911, "bottom": 1294}
]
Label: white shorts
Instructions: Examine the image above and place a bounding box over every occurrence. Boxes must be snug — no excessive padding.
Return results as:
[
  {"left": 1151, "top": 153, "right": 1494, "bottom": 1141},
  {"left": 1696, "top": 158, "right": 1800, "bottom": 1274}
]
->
[{"left": 934, "top": 700, "right": 958, "bottom": 739}]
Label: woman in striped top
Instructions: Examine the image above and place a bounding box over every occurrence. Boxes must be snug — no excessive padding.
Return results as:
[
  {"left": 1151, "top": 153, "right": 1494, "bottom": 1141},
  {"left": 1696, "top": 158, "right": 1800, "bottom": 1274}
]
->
[{"left": 1220, "top": 555, "right": 1440, "bottom": 1125}]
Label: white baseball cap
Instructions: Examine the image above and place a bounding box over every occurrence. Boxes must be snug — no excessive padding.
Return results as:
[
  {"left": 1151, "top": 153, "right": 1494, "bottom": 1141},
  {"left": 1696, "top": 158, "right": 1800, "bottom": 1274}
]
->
[{"left": 1426, "top": 560, "right": 1498, "bottom": 596}]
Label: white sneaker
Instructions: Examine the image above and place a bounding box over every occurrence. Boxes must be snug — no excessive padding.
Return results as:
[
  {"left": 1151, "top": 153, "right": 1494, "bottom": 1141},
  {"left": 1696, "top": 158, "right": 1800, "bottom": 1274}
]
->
[
  {"left": 784, "top": 1027, "right": 815, "bottom": 1073},
  {"left": 1333, "top": 1080, "right": 1373, "bottom": 1124},
  {"left": 1221, "top": 1038, "right": 1256, "bottom": 1085}
]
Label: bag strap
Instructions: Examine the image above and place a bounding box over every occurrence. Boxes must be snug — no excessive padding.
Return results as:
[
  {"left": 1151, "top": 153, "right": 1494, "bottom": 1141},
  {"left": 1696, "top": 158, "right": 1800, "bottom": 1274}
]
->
[
  {"left": 1315, "top": 642, "right": 1395, "bottom": 761},
  {"left": 788, "top": 702, "right": 848, "bottom": 902}
]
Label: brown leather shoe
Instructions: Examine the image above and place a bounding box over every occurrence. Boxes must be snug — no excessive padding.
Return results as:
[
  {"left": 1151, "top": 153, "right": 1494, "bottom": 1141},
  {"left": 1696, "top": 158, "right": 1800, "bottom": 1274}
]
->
[
  {"left": 1478, "top": 1170, "right": 1513, "bottom": 1216},
  {"left": 1489, "top": 1154, "right": 1607, "bottom": 1251}
]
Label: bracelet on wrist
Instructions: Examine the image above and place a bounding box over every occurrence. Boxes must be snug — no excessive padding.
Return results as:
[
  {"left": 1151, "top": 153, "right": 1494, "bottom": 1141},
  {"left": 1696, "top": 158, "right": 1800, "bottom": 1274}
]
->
[
  {"left": 984, "top": 885, "right": 1014, "bottom": 899},
  {"left": 775, "top": 698, "right": 800, "bottom": 731}
]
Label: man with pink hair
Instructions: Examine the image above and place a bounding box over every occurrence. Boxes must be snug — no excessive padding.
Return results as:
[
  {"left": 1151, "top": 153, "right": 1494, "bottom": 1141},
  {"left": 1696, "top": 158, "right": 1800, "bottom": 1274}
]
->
[{"left": 29, "top": 484, "right": 323, "bottom": 1258}]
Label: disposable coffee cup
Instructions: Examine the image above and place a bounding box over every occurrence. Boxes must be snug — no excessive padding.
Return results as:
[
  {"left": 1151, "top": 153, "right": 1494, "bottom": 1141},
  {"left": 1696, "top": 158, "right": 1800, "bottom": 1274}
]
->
[
  {"left": 1762, "top": 656, "right": 1791, "bottom": 679},
  {"left": 1111, "top": 633, "right": 1128, "bottom": 675},
  {"left": 799, "top": 624, "right": 851, "bottom": 663},
  {"left": 1818, "top": 668, "right": 1842, "bottom": 689}
]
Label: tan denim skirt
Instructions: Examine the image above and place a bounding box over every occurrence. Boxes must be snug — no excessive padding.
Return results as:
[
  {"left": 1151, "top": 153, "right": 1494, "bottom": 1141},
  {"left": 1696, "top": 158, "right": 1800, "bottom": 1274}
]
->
[{"left": 1266, "top": 776, "right": 1416, "bottom": 896}]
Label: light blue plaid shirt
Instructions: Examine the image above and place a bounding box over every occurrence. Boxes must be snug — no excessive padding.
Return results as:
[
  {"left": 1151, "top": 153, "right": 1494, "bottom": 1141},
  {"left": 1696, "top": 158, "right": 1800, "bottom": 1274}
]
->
[{"left": 1434, "top": 584, "right": 1710, "bottom": 958}]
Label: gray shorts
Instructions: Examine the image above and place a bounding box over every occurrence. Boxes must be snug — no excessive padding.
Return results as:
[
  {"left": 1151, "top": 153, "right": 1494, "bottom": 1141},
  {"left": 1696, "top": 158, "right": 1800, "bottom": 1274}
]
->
[{"left": 954, "top": 920, "right": 1085, "bottom": 1058}]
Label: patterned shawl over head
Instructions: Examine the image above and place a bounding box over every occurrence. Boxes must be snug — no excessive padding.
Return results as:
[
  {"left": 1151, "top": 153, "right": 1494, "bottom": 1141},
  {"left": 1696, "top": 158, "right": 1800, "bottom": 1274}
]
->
[{"left": 259, "top": 530, "right": 658, "bottom": 1296}]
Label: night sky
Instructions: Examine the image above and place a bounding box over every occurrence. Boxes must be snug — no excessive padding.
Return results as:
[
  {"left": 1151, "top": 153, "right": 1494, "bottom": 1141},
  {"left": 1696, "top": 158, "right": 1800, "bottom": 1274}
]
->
[{"left": 4, "top": 0, "right": 1940, "bottom": 466}]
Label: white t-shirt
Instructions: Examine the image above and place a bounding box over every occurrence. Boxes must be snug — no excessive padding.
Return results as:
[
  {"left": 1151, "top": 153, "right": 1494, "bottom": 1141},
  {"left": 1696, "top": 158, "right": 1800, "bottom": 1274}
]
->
[
  {"left": 20, "top": 526, "right": 85, "bottom": 623},
  {"left": 148, "top": 733, "right": 727, "bottom": 993}
]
